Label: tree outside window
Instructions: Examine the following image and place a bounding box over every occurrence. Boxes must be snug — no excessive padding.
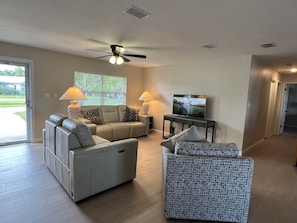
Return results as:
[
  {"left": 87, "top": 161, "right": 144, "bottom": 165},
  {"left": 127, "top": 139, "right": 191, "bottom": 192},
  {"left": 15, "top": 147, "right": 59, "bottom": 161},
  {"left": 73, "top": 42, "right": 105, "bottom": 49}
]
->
[{"left": 74, "top": 72, "right": 127, "bottom": 105}]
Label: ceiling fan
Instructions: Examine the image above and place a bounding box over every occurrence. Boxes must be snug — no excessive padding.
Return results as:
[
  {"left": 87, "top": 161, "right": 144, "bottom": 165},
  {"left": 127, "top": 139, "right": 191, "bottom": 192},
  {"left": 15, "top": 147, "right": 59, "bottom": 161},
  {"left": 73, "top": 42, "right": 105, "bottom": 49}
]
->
[{"left": 88, "top": 43, "right": 147, "bottom": 65}]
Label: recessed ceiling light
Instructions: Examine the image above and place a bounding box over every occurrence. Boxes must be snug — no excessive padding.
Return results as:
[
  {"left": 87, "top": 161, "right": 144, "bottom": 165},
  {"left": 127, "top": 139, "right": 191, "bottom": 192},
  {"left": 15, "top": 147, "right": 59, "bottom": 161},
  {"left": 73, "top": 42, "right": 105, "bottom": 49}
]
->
[{"left": 290, "top": 68, "right": 297, "bottom": 73}]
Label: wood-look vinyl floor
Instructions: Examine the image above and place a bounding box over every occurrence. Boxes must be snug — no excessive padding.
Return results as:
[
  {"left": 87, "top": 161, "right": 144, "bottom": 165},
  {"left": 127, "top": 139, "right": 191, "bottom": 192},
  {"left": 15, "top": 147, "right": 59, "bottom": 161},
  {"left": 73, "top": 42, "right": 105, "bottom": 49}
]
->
[{"left": 0, "top": 131, "right": 297, "bottom": 223}]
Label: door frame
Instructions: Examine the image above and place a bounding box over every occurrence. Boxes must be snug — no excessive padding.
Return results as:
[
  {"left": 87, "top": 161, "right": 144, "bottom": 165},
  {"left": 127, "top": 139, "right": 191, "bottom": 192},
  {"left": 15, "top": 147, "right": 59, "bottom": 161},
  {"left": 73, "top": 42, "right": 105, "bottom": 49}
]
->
[
  {"left": 265, "top": 80, "right": 279, "bottom": 138},
  {"left": 0, "top": 56, "right": 34, "bottom": 143}
]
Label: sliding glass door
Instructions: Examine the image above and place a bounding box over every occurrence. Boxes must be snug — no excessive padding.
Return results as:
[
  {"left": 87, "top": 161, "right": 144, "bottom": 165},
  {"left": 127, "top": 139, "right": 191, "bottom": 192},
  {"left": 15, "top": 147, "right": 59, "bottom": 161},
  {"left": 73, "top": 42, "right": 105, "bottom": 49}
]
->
[{"left": 0, "top": 60, "right": 31, "bottom": 145}]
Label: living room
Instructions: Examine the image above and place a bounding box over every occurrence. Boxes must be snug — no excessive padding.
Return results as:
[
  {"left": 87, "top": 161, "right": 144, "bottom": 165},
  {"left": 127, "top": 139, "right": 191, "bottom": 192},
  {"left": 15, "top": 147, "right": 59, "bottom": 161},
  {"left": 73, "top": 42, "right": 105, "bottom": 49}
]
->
[
  {"left": 1, "top": 1, "right": 297, "bottom": 151},
  {"left": 1, "top": 1, "right": 297, "bottom": 153},
  {"left": 0, "top": 41, "right": 295, "bottom": 153},
  {"left": 1, "top": 1, "right": 297, "bottom": 222}
]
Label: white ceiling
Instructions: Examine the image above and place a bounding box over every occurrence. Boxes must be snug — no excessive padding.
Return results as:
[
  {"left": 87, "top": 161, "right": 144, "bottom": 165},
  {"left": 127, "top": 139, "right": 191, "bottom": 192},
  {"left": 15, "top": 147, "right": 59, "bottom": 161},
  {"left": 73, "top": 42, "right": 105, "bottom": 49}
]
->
[{"left": 1, "top": 0, "right": 297, "bottom": 73}]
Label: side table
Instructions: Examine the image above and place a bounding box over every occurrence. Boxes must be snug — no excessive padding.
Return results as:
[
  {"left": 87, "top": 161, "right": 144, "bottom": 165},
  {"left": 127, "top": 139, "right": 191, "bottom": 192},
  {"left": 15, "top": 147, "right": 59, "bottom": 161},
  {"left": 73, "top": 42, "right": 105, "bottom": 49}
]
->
[{"left": 148, "top": 116, "right": 153, "bottom": 131}]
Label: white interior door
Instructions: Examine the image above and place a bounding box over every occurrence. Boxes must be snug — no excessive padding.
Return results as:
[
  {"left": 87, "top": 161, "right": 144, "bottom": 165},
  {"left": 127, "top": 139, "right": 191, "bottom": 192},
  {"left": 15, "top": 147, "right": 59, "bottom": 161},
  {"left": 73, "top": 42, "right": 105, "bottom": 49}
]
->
[{"left": 265, "top": 81, "right": 278, "bottom": 138}]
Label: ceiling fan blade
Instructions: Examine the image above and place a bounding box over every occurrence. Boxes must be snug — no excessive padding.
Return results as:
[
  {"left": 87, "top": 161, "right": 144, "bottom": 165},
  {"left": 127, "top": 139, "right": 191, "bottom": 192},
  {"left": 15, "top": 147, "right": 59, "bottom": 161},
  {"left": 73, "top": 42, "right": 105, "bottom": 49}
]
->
[
  {"left": 123, "top": 53, "right": 146, "bottom": 59},
  {"left": 86, "top": 48, "right": 110, "bottom": 53},
  {"left": 96, "top": 55, "right": 110, "bottom": 59},
  {"left": 122, "top": 56, "right": 130, "bottom": 62},
  {"left": 87, "top": 38, "right": 109, "bottom": 45}
]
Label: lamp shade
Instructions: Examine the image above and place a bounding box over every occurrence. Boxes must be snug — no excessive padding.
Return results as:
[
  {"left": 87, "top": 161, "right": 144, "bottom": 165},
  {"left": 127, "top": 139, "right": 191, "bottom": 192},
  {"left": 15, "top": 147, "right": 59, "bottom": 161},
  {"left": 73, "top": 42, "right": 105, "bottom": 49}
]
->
[
  {"left": 59, "top": 86, "right": 86, "bottom": 119},
  {"left": 59, "top": 86, "right": 87, "bottom": 101},
  {"left": 138, "top": 91, "right": 154, "bottom": 102},
  {"left": 138, "top": 91, "right": 154, "bottom": 115}
]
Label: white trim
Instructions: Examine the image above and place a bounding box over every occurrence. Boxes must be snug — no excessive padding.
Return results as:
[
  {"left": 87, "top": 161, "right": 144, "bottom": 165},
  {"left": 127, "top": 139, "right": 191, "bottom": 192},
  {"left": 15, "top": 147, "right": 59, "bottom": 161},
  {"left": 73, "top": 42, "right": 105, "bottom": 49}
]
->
[
  {"left": 0, "top": 56, "right": 34, "bottom": 143},
  {"left": 242, "top": 138, "right": 264, "bottom": 155}
]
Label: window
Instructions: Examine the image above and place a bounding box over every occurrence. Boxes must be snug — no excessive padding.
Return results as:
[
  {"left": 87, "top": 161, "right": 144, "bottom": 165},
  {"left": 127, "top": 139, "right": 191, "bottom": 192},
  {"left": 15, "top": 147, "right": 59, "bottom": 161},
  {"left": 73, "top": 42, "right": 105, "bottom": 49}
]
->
[{"left": 74, "top": 71, "right": 127, "bottom": 105}]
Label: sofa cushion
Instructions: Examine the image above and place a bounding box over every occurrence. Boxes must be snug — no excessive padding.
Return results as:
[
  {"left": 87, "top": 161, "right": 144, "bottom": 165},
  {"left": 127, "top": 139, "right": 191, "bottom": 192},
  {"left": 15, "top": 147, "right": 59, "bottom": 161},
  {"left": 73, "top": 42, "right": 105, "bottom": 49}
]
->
[
  {"left": 81, "top": 108, "right": 103, "bottom": 125},
  {"left": 96, "top": 125, "right": 113, "bottom": 141},
  {"left": 175, "top": 141, "right": 239, "bottom": 158},
  {"left": 50, "top": 113, "right": 67, "bottom": 125},
  {"left": 100, "top": 105, "right": 120, "bottom": 123},
  {"left": 105, "top": 122, "right": 131, "bottom": 140},
  {"left": 129, "top": 122, "right": 146, "bottom": 137},
  {"left": 117, "top": 105, "right": 128, "bottom": 122},
  {"left": 123, "top": 107, "right": 139, "bottom": 122},
  {"left": 160, "top": 126, "right": 207, "bottom": 152},
  {"left": 62, "top": 118, "right": 95, "bottom": 147}
]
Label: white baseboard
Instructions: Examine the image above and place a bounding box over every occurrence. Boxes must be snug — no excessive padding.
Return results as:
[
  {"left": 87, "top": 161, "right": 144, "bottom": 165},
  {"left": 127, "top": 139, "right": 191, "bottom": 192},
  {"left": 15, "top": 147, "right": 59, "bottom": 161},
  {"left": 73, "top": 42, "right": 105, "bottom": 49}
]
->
[
  {"left": 243, "top": 138, "right": 264, "bottom": 155},
  {"left": 32, "top": 138, "right": 43, "bottom": 143}
]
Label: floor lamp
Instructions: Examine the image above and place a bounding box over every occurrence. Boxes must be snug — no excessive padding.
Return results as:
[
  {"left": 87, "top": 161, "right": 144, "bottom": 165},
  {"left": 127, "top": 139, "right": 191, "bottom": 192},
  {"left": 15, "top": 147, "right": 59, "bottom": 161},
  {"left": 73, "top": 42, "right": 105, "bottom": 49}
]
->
[
  {"left": 138, "top": 91, "right": 154, "bottom": 115},
  {"left": 59, "top": 86, "right": 86, "bottom": 119}
]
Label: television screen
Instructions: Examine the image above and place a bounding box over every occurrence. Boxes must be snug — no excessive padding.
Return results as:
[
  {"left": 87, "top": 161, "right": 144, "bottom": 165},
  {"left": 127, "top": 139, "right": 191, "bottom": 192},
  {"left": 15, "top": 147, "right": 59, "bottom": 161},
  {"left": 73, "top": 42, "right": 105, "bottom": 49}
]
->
[{"left": 173, "top": 94, "right": 206, "bottom": 118}]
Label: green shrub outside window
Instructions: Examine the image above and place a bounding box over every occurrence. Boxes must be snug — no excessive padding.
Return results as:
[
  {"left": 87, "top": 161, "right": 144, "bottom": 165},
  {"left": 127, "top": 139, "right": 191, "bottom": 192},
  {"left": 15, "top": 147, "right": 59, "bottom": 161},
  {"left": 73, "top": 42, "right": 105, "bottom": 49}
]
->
[{"left": 74, "top": 72, "right": 127, "bottom": 105}]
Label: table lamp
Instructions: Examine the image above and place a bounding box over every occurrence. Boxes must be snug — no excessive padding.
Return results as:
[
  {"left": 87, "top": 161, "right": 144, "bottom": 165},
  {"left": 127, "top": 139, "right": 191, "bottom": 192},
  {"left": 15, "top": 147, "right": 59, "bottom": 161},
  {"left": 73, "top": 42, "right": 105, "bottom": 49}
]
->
[
  {"left": 59, "top": 86, "right": 87, "bottom": 119},
  {"left": 138, "top": 91, "right": 154, "bottom": 115}
]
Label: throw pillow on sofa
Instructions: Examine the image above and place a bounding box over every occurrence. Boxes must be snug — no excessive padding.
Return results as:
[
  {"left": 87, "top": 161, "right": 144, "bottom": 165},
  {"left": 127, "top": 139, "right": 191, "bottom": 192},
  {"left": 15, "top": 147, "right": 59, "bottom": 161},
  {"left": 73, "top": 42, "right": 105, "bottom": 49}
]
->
[
  {"left": 123, "top": 106, "right": 139, "bottom": 122},
  {"left": 81, "top": 108, "right": 103, "bottom": 125},
  {"left": 160, "top": 125, "right": 207, "bottom": 152}
]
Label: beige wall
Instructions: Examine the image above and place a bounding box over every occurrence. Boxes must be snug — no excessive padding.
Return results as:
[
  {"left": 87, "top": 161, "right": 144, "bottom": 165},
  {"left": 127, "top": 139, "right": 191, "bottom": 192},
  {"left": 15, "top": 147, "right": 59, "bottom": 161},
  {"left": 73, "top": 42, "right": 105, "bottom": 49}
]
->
[
  {"left": 144, "top": 56, "right": 252, "bottom": 151},
  {"left": 0, "top": 41, "right": 144, "bottom": 142},
  {"left": 242, "top": 56, "right": 281, "bottom": 150},
  {"left": 281, "top": 73, "right": 297, "bottom": 83},
  {"left": 2, "top": 41, "right": 288, "bottom": 151}
]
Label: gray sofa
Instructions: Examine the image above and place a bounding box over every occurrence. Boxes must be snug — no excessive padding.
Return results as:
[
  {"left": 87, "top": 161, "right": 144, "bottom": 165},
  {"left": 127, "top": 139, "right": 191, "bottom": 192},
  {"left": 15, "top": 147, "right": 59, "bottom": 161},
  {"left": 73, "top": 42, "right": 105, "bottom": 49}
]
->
[
  {"left": 44, "top": 113, "right": 138, "bottom": 202},
  {"left": 161, "top": 128, "right": 254, "bottom": 223},
  {"left": 79, "top": 105, "right": 150, "bottom": 141}
]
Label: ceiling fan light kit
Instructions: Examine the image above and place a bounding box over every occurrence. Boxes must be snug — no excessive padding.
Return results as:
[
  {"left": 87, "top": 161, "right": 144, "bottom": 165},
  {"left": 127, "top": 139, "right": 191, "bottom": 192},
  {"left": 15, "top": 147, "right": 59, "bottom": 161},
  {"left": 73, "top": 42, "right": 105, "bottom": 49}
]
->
[
  {"left": 88, "top": 41, "right": 147, "bottom": 65},
  {"left": 109, "top": 55, "right": 124, "bottom": 65}
]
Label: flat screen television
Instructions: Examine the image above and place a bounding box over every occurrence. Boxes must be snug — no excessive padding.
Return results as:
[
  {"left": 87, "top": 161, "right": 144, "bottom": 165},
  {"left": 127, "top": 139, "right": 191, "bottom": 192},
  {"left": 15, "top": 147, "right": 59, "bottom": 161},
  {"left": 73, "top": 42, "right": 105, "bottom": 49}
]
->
[{"left": 173, "top": 94, "right": 207, "bottom": 118}]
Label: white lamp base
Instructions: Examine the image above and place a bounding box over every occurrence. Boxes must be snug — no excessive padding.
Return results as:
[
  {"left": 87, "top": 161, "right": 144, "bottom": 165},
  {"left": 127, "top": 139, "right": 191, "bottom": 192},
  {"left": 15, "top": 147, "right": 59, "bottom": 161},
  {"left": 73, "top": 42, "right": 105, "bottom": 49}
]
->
[
  {"left": 68, "top": 101, "right": 81, "bottom": 119},
  {"left": 142, "top": 102, "right": 150, "bottom": 115}
]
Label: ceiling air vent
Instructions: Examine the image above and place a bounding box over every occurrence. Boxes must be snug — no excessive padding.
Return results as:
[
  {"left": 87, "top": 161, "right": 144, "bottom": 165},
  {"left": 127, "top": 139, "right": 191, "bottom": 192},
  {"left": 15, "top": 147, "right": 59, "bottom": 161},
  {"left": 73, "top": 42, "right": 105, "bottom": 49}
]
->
[
  {"left": 260, "top": 42, "right": 276, "bottom": 48},
  {"left": 125, "top": 5, "right": 151, "bottom": 19},
  {"left": 201, "top": 43, "right": 217, "bottom": 49}
]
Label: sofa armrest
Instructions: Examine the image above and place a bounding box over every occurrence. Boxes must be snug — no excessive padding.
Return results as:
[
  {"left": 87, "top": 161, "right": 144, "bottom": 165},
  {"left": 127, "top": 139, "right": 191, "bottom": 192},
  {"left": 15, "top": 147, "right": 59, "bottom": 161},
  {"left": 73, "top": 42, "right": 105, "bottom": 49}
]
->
[
  {"left": 138, "top": 115, "right": 150, "bottom": 135},
  {"left": 85, "top": 123, "right": 97, "bottom": 135},
  {"left": 68, "top": 138, "right": 138, "bottom": 201},
  {"left": 138, "top": 115, "right": 149, "bottom": 123},
  {"left": 70, "top": 138, "right": 137, "bottom": 155},
  {"left": 78, "top": 117, "right": 92, "bottom": 124}
]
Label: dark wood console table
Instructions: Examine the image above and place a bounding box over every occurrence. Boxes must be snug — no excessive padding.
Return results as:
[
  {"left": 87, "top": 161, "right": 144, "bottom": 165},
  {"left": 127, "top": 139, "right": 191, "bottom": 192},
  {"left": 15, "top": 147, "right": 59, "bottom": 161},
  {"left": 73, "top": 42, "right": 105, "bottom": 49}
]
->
[{"left": 162, "top": 114, "right": 216, "bottom": 142}]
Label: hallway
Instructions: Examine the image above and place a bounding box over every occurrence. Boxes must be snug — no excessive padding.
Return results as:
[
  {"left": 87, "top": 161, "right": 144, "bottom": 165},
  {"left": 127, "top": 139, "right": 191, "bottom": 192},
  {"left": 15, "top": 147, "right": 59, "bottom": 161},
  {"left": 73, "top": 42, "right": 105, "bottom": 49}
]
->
[{"left": 245, "top": 133, "right": 297, "bottom": 222}]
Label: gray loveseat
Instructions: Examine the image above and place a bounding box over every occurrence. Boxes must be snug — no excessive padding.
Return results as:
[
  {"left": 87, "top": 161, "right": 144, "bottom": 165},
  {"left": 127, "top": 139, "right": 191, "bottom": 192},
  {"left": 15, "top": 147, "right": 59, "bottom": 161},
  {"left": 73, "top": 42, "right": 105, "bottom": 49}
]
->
[
  {"left": 44, "top": 113, "right": 138, "bottom": 202},
  {"left": 79, "top": 105, "right": 150, "bottom": 141},
  {"left": 161, "top": 126, "right": 254, "bottom": 223}
]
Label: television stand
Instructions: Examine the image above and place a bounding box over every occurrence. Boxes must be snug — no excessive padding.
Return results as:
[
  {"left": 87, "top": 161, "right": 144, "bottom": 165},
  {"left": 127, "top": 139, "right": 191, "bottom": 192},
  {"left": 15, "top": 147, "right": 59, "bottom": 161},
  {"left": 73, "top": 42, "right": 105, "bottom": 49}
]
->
[{"left": 162, "top": 114, "right": 216, "bottom": 142}]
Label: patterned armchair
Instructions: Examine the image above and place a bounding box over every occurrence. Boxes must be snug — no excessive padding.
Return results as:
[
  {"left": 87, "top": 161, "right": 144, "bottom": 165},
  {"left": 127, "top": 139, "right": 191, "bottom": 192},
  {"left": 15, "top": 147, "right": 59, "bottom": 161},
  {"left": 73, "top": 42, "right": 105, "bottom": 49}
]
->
[{"left": 162, "top": 141, "right": 254, "bottom": 223}]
